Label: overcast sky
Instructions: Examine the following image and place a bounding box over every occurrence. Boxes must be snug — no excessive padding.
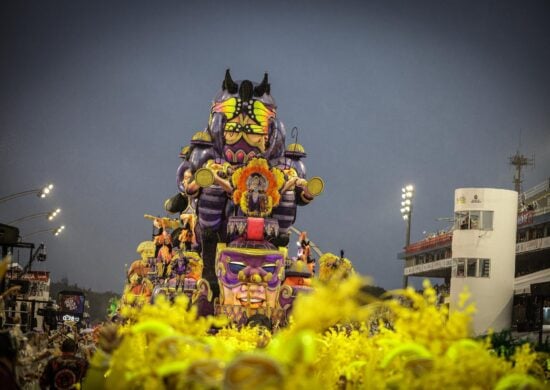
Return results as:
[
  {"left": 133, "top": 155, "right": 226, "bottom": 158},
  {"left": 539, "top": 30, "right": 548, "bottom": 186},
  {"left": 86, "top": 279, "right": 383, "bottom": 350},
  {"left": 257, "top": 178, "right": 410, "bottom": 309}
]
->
[{"left": 1, "top": 0, "right": 549, "bottom": 292}]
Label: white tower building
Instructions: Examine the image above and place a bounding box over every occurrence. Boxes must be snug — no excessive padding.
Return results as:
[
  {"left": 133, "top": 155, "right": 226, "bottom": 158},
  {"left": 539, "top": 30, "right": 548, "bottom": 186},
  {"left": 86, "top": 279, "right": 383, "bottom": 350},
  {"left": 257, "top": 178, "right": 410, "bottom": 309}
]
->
[{"left": 450, "top": 188, "right": 518, "bottom": 335}]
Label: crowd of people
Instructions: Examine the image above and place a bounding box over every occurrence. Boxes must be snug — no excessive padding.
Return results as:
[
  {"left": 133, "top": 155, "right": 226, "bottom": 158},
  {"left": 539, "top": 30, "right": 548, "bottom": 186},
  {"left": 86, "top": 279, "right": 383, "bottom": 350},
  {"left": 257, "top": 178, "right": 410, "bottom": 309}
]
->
[{"left": 0, "top": 319, "right": 97, "bottom": 389}]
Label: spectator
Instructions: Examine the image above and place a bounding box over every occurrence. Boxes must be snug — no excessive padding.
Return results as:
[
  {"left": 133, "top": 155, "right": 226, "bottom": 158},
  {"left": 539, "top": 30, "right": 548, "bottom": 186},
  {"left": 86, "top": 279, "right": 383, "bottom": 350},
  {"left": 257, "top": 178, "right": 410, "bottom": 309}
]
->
[
  {"left": 39, "top": 338, "right": 88, "bottom": 390},
  {"left": 0, "top": 330, "right": 20, "bottom": 390},
  {"left": 0, "top": 286, "right": 21, "bottom": 328}
]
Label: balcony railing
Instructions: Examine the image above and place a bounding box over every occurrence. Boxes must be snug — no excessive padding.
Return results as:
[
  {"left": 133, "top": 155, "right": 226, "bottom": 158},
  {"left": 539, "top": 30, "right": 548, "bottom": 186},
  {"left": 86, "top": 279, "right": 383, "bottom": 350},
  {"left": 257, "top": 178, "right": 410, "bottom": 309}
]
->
[
  {"left": 522, "top": 179, "right": 550, "bottom": 201},
  {"left": 404, "top": 257, "right": 453, "bottom": 276},
  {"left": 516, "top": 236, "right": 550, "bottom": 254},
  {"left": 405, "top": 231, "right": 453, "bottom": 254}
]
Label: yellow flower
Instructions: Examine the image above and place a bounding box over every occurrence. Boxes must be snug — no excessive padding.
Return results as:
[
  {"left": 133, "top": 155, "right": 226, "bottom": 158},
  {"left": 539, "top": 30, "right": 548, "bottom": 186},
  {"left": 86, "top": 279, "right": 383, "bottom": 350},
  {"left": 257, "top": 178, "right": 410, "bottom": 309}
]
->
[{"left": 98, "top": 275, "right": 545, "bottom": 389}]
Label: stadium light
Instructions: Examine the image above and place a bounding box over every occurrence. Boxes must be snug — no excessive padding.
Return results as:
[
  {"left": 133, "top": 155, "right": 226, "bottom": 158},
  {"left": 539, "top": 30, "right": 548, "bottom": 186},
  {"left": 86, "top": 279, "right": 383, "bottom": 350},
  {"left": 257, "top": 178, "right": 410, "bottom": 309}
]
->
[{"left": 0, "top": 184, "right": 55, "bottom": 204}]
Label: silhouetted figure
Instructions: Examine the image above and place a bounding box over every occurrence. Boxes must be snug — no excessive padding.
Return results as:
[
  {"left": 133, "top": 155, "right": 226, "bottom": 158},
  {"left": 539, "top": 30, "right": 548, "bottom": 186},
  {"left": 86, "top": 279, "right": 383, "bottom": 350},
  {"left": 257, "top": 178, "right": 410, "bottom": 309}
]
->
[{"left": 40, "top": 338, "right": 88, "bottom": 389}]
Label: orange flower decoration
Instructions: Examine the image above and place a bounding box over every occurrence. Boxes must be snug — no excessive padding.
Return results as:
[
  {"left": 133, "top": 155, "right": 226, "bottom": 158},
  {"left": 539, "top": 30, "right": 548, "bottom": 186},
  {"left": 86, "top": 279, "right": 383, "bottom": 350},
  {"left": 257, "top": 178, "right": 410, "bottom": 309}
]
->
[{"left": 231, "top": 158, "right": 285, "bottom": 217}]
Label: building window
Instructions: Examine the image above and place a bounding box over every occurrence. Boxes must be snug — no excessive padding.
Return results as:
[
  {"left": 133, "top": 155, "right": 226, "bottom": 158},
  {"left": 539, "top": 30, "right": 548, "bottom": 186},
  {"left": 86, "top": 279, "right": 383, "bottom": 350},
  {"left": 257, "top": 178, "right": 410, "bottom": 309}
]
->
[
  {"left": 469, "top": 211, "right": 480, "bottom": 229},
  {"left": 481, "top": 211, "right": 493, "bottom": 230},
  {"left": 454, "top": 259, "right": 466, "bottom": 277},
  {"left": 479, "top": 259, "right": 490, "bottom": 277},
  {"left": 453, "top": 258, "right": 491, "bottom": 278},
  {"left": 467, "top": 258, "right": 477, "bottom": 277},
  {"left": 517, "top": 231, "right": 528, "bottom": 242},
  {"left": 456, "top": 212, "right": 469, "bottom": 230},
  {"left": 454, "top": 211, "right": 494, "bottom": 231}
]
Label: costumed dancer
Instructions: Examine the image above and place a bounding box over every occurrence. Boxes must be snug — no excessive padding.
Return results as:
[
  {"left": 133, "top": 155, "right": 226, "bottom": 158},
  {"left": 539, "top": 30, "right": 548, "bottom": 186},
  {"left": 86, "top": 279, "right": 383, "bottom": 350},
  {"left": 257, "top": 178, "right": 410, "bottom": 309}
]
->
[
  {"left": 169, "top": 251, "right": 189, "bottom": 292},
  {"left": 155, "top": 229, "right": 173, "bottom": 281},
  {"left": 178, "top": 214, "right": 195, "bottom": 251},
  {"left": 122, "top": 274, "right": 152, "bottom": 307},
  {"left": 297, "top": 231, "right": 315, "bottom": 275},
  {"left": 127, "top": 241, "right": 155, "bottom": 283}
]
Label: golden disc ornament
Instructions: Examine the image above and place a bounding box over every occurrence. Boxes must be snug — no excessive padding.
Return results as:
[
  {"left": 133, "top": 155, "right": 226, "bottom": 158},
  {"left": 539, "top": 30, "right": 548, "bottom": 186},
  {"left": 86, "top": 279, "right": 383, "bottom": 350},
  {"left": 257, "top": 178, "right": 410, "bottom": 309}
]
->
[
  {"left": 195, "top": 168, "right": 215, "bottom": 188},
  {"left": 306, "top": 177, "right": 324, "bottom": 196}
]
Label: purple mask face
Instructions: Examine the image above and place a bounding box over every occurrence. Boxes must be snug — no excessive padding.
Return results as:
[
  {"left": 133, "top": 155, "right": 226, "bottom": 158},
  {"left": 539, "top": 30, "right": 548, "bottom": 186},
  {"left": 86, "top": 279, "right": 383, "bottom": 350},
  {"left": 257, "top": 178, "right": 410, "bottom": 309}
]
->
[
  {"left": 216, "top": 249, "right": 285, "bottom": 309},
  {"left": 218, "top": 250, "right": 283, "bottom": 288},
  {"left": 223, "top": 138, "right": 262, "bottom": 164}
]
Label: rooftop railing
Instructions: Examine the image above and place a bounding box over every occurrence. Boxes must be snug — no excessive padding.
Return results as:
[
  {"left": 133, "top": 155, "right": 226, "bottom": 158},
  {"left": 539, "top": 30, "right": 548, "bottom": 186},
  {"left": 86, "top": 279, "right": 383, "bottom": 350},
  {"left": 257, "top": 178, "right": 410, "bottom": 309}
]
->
[{"left": 522, "top": 179, "right": 550, "bottom": 201}]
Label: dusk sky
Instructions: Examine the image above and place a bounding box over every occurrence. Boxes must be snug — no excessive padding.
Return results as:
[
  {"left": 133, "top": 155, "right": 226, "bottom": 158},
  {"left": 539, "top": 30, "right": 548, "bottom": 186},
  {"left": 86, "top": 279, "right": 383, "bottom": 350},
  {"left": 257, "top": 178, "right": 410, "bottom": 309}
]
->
[{"left": 1, "top": 0, "right": 549, "bottom": 292}]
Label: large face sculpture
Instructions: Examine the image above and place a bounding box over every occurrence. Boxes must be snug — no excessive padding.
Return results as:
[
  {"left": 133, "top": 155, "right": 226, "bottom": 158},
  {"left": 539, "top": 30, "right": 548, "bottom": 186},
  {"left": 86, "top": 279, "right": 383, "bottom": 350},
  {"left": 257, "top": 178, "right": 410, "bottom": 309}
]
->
[{"left": 216, "top": 246, "right": 285, "bottom": 310}]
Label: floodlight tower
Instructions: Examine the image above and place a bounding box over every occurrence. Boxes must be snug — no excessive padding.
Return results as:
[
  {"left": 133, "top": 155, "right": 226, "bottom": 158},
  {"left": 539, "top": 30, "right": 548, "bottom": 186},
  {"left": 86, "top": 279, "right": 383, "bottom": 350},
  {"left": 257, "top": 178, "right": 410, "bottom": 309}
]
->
[{"left": 400, "top": 184, "right": 414, "bottom": 287}]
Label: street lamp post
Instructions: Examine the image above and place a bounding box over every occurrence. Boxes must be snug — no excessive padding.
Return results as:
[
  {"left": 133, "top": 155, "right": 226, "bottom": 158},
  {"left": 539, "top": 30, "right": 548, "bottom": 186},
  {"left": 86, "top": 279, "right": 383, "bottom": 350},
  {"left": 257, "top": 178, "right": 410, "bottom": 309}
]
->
[
  {"left": 0, "top": 184, "right": 54, "bottom": 204},
  {"left": 7, "top": 208, "right": 62, "bottom": 225},
  {"left": 22, "top": 225, "right": 65, "bottom": 240},
  {"left": 400, "top": 184, "right": 414, "bottom": 288}
]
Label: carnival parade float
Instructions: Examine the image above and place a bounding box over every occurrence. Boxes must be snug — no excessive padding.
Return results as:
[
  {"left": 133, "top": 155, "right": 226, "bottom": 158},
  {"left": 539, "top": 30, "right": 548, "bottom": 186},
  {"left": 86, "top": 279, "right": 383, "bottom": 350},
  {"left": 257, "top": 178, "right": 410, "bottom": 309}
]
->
[
  {"left": 120, "top": 70, "right": 325, "bottom": 327},
  {"left": 94, "top": 72, "right": 547, "bottom": 389}
]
